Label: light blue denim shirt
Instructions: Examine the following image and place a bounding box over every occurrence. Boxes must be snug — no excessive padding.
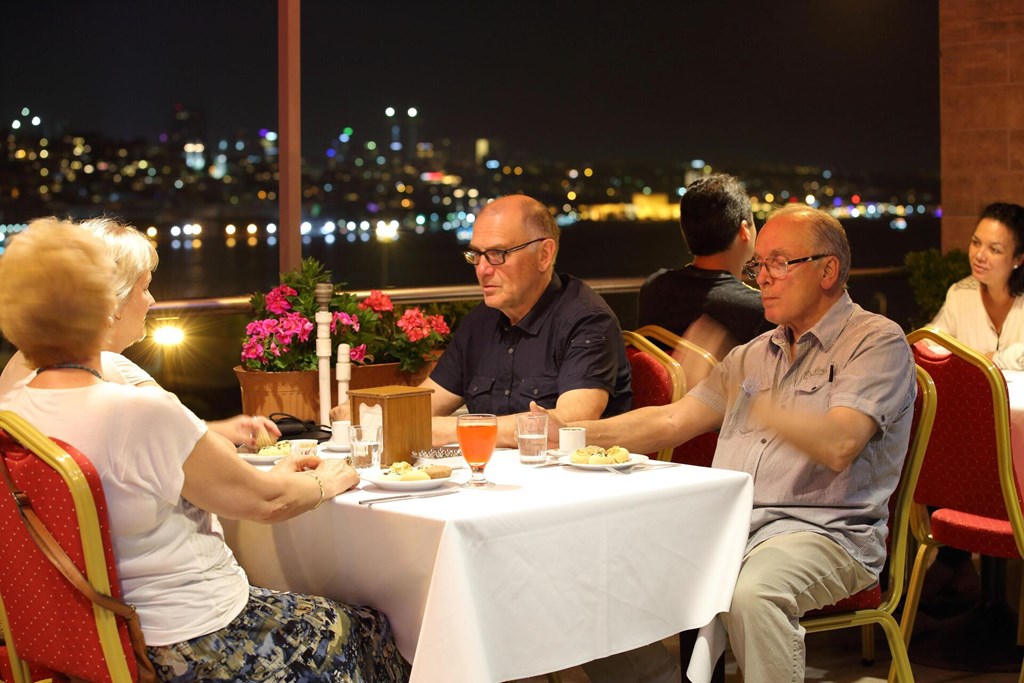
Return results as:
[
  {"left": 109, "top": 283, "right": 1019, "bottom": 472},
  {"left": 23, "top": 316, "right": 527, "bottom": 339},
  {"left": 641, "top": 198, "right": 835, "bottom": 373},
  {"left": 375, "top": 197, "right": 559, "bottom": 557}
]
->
[{"left": 690, "top": 292, "right": 916, "bottom": 575}]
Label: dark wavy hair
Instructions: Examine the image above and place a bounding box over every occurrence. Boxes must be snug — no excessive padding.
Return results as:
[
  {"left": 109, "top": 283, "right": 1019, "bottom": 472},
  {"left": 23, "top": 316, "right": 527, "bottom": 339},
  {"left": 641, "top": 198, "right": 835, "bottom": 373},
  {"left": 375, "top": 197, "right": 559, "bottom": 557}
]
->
[
  {"left": 979, "top": 202, "right": 1024, "bottom": 296},
  {"left": 678, "top": 174, "right": 753, "bottom": 256}
]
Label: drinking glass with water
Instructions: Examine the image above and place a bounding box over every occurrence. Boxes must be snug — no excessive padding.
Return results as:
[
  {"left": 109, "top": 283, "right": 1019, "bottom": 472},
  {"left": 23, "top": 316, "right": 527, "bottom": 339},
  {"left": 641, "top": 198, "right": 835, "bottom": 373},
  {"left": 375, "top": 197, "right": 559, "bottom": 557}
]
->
[
  {"left": 515, "top": 413, "right": 548, "bottom": 464},
  {"left": 348, "top": 424, "right": 382, "bottom": 471}
]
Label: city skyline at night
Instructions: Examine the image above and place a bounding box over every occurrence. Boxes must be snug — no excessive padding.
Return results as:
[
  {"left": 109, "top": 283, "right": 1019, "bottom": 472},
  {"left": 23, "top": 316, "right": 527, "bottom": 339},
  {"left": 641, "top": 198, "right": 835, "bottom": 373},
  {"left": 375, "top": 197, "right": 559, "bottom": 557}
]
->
[{"left": 2, "top": 1, "right": 939, "bottom": 175}]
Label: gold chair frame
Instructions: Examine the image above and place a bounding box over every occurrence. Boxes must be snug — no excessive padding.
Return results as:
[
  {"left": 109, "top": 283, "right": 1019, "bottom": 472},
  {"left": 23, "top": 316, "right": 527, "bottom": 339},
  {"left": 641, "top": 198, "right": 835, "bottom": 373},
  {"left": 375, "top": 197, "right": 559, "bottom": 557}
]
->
[
  {"left": 799, "top": 364, "right": 936, "bottom": 683},
  {"left": 623, "top": 330, "right": 684, "bottom": 461},
  {"left": 0, "top": 410, "right": 133, "bottom": 683},
  {"left": 899, "top": 327, "right": 1024, "bottom": 683}
]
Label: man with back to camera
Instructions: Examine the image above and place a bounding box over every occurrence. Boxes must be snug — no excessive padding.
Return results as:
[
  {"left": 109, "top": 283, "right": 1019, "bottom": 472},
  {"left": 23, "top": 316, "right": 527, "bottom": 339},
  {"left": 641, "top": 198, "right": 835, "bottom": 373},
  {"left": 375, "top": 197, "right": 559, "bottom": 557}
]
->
[
  {"left": 537, "top": 205, "right": 916, "bottom": 683},
  {"left": 638, "top": 173, "right": 772, "bottom": 350},
  {"left": 333, "top": 194, "right": 632, "bottom": 447}
]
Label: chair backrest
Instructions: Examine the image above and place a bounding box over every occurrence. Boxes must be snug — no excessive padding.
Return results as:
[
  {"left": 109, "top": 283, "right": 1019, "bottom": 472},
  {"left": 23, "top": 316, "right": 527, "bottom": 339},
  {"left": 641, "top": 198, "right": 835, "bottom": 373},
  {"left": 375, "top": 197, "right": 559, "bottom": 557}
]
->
[
  {"left": 906, "top": 327, "right": 1024, "bottom": 557},
  {"left": 803, "top": 364, "right": 936, "bottom": 621},
  {"left": 634, "top": 323, "right": 720, "bottom": 389},
  {"left": 633, "top": 326, "right": 722, "bottom": 467},
  {"left": 882, "top": 364, "right": 937, "bottom": 604},
  {"left": 0, "top": 410, "right": 137, "bottom": 683},
  {"left": 623, "top": 331, "right": 684, "bottom": 461}
]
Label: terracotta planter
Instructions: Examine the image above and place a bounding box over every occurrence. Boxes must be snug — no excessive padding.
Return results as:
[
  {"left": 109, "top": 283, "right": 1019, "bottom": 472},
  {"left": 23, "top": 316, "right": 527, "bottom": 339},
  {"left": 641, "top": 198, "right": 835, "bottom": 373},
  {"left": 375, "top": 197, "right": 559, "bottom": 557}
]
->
[{"left": 234, "top": 359, "right": 437, "bottom": 422}]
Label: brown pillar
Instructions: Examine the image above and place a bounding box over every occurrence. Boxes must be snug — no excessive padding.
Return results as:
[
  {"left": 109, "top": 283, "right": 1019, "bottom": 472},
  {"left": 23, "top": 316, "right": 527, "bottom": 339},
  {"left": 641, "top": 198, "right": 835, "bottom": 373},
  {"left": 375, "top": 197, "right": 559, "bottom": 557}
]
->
[
  {"left": 940, "top": 1, "right": 1024, "bottom": 251},
  {"left": 278, "top": 0, "right": 302, "bottom": 274}
]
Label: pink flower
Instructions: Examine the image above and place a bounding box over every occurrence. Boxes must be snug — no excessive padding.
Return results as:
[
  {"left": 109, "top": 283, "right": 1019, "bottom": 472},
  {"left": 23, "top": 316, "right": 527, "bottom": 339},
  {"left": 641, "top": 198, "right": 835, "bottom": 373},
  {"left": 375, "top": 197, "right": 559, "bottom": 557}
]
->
[
  {"left": 359, "top": 290, "right": 394, "bottom": 313},
  {"left": 331, "top": 311, "right": 360, "bottom": 333},
  {"left": 241, "top": 340, "right": 266, "bottom": 362},
  {"left": 265, "top": 285, "right": 297, "bottom": 315},
  {"left": 349, "top": 344, "right": 367, "bottom": 362},
  {"left": 276, "top": 312, "right": 313, "bottom": 345}
]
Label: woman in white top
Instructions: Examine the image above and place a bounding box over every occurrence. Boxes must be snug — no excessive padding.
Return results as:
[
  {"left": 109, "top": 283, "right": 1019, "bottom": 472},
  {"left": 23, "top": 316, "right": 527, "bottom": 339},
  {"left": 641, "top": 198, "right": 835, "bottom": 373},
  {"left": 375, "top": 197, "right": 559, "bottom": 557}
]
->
[
  {"left": 0, "top": 217, "right": 278, "bottom": 448},
  {"left": 931, "top": 202, "right": 1024, "bottom": 370},
  {"left": 0, "top": 219, "right": 408, "bottom": 682}
]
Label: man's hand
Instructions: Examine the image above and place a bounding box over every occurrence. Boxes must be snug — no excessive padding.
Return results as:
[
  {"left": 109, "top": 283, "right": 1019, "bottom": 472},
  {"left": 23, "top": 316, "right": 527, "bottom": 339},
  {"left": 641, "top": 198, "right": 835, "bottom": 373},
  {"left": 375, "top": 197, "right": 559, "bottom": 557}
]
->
[
  {"left": 530, "top": 401, "right": 566, "bottom": 448},
  {"left": 329, "top": 402, "right": 352, "bottom": 421}
]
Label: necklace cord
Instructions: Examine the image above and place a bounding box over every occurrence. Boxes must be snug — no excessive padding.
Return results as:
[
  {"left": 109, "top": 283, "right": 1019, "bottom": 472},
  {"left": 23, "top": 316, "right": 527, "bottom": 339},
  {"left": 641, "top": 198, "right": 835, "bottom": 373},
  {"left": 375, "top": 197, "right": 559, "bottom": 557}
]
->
[{"left": 35, "top": 363, "right": 104, "bottom": 381}]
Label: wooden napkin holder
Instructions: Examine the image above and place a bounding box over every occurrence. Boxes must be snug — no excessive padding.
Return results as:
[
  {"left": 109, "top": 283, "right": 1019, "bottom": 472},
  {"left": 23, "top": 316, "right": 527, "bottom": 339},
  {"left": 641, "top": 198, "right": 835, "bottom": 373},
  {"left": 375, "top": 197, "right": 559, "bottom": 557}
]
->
[{"left": 349, "top": 385, "right": 434, "bottom": 467}]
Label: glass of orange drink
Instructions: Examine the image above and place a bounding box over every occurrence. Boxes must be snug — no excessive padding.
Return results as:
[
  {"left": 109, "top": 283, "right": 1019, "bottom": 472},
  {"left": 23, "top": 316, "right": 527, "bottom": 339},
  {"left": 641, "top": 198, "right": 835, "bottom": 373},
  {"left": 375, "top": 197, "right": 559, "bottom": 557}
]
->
[{"left": 456, "top": 413, "right": 498, "bottom": 488}]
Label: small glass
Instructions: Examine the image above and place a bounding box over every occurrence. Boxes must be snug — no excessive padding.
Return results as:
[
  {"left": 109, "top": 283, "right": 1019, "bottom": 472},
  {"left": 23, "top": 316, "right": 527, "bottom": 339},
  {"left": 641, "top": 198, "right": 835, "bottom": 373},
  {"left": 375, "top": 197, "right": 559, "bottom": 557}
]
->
[
  {"left": 456, "top": 413, "right": 497, "bottom": 487},
  {"left": 348, "top": 424, "right": 382, "bottom": 471},
  {"left": 515, "top": 413, "right": 548, "bottom": 464}
]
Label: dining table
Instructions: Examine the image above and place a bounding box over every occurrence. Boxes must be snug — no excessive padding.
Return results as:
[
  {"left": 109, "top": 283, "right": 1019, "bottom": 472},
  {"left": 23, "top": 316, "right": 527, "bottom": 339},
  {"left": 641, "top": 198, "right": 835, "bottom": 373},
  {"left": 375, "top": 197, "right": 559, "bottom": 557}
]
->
[{"left": 221, "top": 449, "right": 753, "bottom": 683}]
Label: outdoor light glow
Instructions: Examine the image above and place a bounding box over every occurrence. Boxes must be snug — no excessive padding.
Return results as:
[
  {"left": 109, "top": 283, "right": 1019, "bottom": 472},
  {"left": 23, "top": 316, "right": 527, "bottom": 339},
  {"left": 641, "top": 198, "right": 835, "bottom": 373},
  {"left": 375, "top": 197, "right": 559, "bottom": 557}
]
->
[
  {"left": 153, "top": 325, "right": 185, "bottom": 346},
  {"left": 225, "top": 224, "right": 237, "bottom": 235},
  {"left": 407, "top": 107, "right": 417, "bottom": 117},
  {"left": 246, "top": 223, "right": 257, "bottom": 235},
  {"left": 385, "top": 107, "right": 396, "bottom": 117}
]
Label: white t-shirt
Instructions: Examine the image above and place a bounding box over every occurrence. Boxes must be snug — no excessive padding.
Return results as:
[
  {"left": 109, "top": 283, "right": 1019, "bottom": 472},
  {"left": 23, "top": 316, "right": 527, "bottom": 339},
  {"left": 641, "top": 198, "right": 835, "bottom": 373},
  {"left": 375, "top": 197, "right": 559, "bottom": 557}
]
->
[
  {"left": 0, "top": 351, "right": 155, "bottom": 404},
  {"left": 4, "top": 382, "right": 249, "bottom": 646},
  {"left": 930, "top": 276, "right": 1024, "bottom": 370}
]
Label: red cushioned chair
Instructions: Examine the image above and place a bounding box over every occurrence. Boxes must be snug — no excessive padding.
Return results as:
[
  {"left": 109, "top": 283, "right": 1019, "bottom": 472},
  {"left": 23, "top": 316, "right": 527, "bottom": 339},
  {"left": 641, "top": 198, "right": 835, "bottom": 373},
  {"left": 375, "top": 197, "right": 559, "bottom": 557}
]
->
[
  {"left": 899, "top": 327, "right": 1024, "bottom": 683},
  {"left": 633, "top": 325, "right": 720, "bottom": 467},
  {"left": 0, "top": 410, "right": 142, "bottom": 683},
  {"left": 798, "top": 364, "right": 936, "bottom": 683},
  {"left": 623, "top": 330, "right": 684, "bottom": 461}
]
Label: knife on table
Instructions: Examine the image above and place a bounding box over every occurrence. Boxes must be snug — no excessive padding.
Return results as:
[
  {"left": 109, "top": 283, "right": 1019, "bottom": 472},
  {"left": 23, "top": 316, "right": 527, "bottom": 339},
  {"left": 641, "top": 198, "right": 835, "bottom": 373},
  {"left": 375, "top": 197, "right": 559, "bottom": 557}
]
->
[{"left": 359, "top": 489, "right": 460, "bottom": 506}]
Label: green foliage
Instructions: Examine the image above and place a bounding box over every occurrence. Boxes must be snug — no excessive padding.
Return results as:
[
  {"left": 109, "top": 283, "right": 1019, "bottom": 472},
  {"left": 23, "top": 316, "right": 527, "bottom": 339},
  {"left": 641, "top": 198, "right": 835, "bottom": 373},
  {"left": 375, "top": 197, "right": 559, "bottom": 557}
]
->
[{"left": 904, "top": 248, "right": 971, "bottom": 328}]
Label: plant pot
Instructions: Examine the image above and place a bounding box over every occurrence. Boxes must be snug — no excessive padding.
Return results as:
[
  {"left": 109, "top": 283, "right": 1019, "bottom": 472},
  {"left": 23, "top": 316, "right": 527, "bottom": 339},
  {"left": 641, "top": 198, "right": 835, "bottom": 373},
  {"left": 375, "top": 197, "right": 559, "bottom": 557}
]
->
[{"left": 234, "top": 358, "right": 438, "bottom": 422}]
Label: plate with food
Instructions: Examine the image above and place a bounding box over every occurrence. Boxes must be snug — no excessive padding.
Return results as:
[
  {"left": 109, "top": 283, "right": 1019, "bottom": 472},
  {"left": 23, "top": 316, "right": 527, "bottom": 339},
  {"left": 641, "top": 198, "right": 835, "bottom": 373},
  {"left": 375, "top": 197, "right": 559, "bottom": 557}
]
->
[
  {"left": 557, "top": 445, "right": 648, "bottom": 470},
  {"left": 362, "top": 461, "right": 454, "bottom": 491},
  {"left": 239, "top": 440, "right": 291, "bottom": 465}
]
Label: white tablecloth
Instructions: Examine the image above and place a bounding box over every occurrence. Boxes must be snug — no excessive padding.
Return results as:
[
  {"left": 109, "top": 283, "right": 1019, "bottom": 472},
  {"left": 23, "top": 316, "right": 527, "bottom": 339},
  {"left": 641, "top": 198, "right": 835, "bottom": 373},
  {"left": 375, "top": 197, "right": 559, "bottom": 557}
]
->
[
  {"left": 222, "top": 450, "right": 752, "bottom": 683},
  {"left": 1001, "top": 370, "right": 1024, "bottom": 487}
]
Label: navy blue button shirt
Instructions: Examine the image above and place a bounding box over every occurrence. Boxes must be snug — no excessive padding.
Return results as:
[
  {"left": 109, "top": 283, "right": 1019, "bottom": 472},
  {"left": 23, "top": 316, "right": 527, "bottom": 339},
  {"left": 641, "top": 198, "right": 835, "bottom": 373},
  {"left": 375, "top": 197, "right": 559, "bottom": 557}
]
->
[{"left": 431, "top": 273, "right": 632, "bottom": 417}]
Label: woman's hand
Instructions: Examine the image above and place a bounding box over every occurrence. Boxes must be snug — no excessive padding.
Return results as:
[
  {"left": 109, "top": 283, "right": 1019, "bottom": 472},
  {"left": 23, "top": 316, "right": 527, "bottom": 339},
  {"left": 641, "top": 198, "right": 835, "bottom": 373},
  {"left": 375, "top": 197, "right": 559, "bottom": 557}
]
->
[
  {"left": 274, "top": 454, "right": 359, "bottom": 498},
  {"left": 209, "top": 414, "right": 280, "bottom": 448}
]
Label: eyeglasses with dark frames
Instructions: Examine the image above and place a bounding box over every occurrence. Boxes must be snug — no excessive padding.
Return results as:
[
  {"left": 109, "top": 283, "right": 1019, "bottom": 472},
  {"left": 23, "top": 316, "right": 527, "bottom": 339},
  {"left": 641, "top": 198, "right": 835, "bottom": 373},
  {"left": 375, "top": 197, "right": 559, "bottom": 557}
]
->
[
  {"left": 743, "top": 253, "right": 831, "bottom": 280},
  {"left": 462, "top": 237, "right": 548, "bottom": 266}
]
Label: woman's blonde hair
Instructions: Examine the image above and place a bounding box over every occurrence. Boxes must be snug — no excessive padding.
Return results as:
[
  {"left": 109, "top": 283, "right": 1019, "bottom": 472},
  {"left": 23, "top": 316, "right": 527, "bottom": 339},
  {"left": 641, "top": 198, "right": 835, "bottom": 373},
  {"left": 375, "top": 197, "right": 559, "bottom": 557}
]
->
[
  {"left": 0, "top": 218, "right": 116, "bottom": 367},
  {"left": 80, "top": 217, "right": 158, "bottom": 311}
]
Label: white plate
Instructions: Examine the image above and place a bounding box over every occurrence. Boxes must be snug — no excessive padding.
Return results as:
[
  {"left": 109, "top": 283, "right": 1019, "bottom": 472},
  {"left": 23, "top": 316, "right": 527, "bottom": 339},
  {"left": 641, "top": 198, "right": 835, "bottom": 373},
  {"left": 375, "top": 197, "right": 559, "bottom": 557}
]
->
[
  {"left": 319, "top": 442, "right": 350, "bottom": 453},
  {"left": 361, "top": 470, "right": 451, "bottom": 492},
  {"left": 556, "top": 453, "right": 649, "bottom": 470},
  {"left": 240, "top": 452, "right": 283, "bottom": 465}
]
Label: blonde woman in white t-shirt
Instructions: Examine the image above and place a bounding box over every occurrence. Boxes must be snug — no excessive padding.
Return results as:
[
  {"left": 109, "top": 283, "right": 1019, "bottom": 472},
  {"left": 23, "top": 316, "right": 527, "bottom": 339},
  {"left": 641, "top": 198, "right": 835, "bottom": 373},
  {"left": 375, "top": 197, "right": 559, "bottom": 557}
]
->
[
  {"left": 0, "top": 216, "right": 279, "bottom": 449},
  {"left": 0, "top": 219, "right": 409, "bottom": 682}
]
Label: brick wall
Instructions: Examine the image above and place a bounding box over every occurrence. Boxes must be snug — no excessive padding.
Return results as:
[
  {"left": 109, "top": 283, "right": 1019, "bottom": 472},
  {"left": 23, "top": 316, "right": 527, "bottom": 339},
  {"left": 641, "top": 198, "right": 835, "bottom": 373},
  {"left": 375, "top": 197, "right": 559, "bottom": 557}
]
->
[{"left": 940, "top": 0, "right": 1024, "bottom": 250}]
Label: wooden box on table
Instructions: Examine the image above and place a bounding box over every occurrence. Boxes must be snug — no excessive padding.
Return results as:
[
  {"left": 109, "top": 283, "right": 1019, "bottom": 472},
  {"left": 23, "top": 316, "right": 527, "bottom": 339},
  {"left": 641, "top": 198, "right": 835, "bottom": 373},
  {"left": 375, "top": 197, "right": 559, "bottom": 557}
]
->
[{"left": 348, "top": 385, "right": 433, "bottom": 467}]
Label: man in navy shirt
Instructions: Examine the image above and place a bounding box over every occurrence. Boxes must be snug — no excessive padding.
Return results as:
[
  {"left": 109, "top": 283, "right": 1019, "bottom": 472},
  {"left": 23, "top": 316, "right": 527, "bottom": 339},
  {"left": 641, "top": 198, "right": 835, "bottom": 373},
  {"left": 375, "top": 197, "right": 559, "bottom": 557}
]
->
[{"left": 425, "top": 194, "right": 632, "bottom": 446}]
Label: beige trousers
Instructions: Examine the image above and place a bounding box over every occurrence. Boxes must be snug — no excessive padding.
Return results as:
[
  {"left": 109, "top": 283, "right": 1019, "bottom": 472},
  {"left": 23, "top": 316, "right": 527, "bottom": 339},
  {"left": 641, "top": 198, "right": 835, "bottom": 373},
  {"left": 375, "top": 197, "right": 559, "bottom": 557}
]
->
[{"left": 723, "top": 531, "right": 876, "bottom": 683}]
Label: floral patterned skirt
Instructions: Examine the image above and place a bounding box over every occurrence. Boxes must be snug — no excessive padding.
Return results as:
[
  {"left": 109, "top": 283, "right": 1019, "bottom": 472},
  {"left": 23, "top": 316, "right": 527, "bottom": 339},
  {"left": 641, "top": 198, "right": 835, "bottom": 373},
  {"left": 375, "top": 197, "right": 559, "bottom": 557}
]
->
[{"left": 147, "top": 586, "right": 410, "bottom": 683}]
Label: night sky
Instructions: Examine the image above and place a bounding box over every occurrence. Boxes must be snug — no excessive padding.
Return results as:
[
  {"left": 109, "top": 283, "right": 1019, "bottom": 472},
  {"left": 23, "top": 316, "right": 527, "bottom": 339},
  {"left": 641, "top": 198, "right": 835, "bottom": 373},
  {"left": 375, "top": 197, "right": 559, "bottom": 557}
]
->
[{"left": 3, "top": 1, "right": 939, "bottom": 174}]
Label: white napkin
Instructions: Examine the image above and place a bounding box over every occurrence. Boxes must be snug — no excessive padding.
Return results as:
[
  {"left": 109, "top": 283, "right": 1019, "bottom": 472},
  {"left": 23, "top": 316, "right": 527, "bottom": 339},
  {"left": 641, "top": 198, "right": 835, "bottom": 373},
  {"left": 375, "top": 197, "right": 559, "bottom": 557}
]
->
[{"left": 358, "top": 404, "right": 384, "bottom": 449}]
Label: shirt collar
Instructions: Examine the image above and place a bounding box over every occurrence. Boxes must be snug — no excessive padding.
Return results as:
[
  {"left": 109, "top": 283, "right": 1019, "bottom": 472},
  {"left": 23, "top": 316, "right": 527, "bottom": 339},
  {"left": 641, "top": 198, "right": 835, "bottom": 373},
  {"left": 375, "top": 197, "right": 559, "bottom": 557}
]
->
[
  {"left": 770, "top": 290, "right": 855, "bottom": 353},
  {"left": 504, "top": 272, "right": 562, "bottom": 336}
]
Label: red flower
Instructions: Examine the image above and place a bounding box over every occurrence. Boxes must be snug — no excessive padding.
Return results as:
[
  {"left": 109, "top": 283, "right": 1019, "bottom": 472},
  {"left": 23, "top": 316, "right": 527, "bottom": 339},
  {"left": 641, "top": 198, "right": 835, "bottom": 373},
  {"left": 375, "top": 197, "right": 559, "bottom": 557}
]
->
[
  {"left": 359, "top": 289, "right": 394, "bottom": 313},
  {"left": 397, "top": 308, "right": 430, "bottom": 342}
]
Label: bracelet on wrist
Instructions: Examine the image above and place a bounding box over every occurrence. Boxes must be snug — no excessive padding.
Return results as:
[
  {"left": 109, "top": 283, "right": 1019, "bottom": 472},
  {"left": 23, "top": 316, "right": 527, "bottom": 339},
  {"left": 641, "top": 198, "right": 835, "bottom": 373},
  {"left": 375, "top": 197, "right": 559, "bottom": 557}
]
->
[{"left": 303, "top": 471, "right": 324, "bottom": 510}]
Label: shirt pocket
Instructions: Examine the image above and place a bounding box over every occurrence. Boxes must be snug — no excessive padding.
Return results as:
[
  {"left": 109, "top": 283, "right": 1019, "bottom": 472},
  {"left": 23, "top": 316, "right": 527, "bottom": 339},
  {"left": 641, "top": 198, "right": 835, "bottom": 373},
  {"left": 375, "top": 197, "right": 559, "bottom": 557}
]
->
[
  {"left": 793, "top": 371, "right": 832, "bottom": 414},
  {"left": 465, "top": 376, "right": 496, "bottom": 413},
  {"left": 515, "top": 375, "right": 560, "bottom": 409}
]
